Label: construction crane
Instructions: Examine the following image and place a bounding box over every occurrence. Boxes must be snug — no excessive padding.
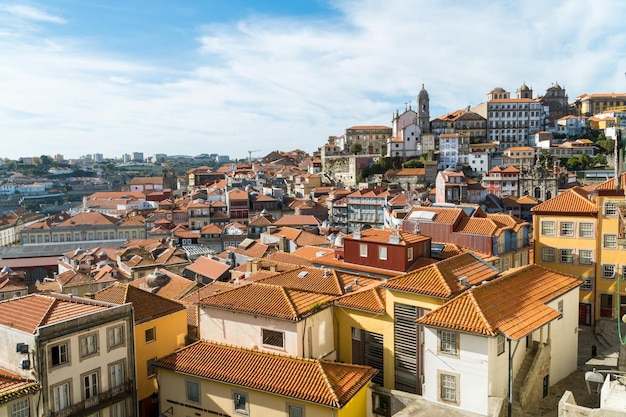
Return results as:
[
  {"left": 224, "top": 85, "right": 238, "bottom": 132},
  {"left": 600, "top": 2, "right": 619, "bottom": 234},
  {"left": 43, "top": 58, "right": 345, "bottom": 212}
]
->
[{"left": 247, "top": 149, "right": 261, "bottom": 163}]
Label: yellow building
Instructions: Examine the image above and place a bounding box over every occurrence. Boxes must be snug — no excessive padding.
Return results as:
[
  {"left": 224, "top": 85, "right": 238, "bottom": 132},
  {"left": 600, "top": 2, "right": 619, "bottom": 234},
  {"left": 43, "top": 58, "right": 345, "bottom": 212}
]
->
[
  {"left": 334, "top": 253, "right": 499, "bottom": 395},
  {"left": 154, "top": 340, "right": 375, "bottom": 417},
  {"left": 532, "top": 179, "right": 626, "bottom": 324},
  {"left": 95, "top": 282, "right": 187, "bottom": 417}
]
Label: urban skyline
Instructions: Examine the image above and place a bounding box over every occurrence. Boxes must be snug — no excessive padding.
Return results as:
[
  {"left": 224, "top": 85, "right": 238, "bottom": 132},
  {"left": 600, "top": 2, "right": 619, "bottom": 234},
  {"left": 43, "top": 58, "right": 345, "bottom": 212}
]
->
[{"left": 1, "top": 0, "right": 626, "bottom": 160}]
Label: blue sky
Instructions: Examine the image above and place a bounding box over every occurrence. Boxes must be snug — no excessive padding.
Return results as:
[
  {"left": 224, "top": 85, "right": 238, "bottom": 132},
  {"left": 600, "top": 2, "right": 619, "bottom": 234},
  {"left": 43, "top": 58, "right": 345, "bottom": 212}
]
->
[{"left": 1, "top": 0, "right": 626, "bottom": 160}]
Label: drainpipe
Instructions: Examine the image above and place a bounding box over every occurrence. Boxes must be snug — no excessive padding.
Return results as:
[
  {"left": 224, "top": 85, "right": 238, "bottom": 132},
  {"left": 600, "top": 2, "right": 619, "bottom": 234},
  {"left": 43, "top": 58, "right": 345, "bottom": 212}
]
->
[{"left": 508, "top": 337, "right": 520, "bottom": 417}]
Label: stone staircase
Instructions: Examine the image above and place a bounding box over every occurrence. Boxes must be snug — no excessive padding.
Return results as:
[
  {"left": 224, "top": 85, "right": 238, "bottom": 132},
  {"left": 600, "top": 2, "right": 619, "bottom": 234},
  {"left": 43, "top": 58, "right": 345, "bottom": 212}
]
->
[
  {"left": 512, "top": 341, "right": 538, "bottom": 404},
  {"left": 595, "top": 318, "right": 622, "bottom": 351}
]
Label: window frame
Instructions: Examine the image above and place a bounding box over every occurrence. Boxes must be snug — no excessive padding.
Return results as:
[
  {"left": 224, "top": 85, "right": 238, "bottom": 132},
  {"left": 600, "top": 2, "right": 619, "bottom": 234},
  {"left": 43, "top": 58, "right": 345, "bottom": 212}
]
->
[
  {"left": 186, "top": 380, "right": 200, "bottom": 404},
  {"left": 107, "top": 325, "right": 125, "bottom": 350},
  {"left": 50, "top": 341, "right": 70, "bottom": 368},
  {"left": 11, "top": 398, "right": 30, "bottom": 417},
  {"left": 559, "top": 248, "right": 573, "bottom": 264},
  {"left": 559, "top": 221, "right": 574, "bottom": 237},
  {"left": 359, "top": 243, "right": 368, "bottom": 258},
  {"left": 287, "top": 403, "right": 305, "bottom": 417},
  {"left": 109, "top": 360, "right": 125, "bottom": 389},
  {"left": 51, "top": 380, "right": 71, "bottom": 412},
  {"left": 438, "top": 370, "right": 460, "bottom": 405},
  {"left": 579, "top": 249, "right": 593, "bottom": 265},
  {"left": 80, "top": 333, "right": 99, "bottom": 359},
  {"left": 578, "top": 222, "right": 594, "bottom": 238},
  {"left": 602, "top": 264, "right": 616, "bottom": 280},
  {"left": 82, "top": 370, "right": 99, "bottom": 400},
  {"left": 145, "top": 327, "right": 156, "bottom": 343},
  {"left": 541, "top": 247, "right": 555, "bottom": 263},
  {"left": 603, "top": 234, "right": 617, "bottom": 249},
  {"left": 604, "top": 201, "right": 617, "bottom": 216},
  {"left": 146, "top": 357, "right": 157, "bottom": 378},
  {"left": 261, "top": 328, "right": 285, "bottom": 349},
  {"left": 439, "top": 330, "right": 459, "bottom": 356},
  {"left": 232, "top": 390, "right": 249, "bottom": 415},
  {"left": 378, "top": 246, "right": 388, "bottom": 261},
  {"left": 540, "top": 220, "right": 555, "bottom": 236},
  {"left": 497, "top": 335, "right": 505, "bottom": 356}
]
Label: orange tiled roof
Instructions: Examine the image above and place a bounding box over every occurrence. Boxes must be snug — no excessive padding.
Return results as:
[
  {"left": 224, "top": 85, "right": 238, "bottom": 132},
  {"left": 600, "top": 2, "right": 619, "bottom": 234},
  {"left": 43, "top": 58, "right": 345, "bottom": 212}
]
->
[
  {"left": 197, "top": 283, "right": 336, "bottom": 320},
  {"left": 0, "top": 293, "right": 111, "bottom": 334},
  {"left": 345, "top": 229, "right": 430, "bottom": 246},
  {"left": 0, "top": 369, "right": 41, "bottom": 404},
  {"left": 273, "top": 215, "right": 322, "bottom": 227},
  {"left": 129, "top": 268, "right": 198, "bottom": 300},
  {"left": 290, "top": 246, "right": 335, "bottom": 261},
  {"left": 593, "top": 172, "right": 626, "bottom": 191},
  {"left": 383, "top": 253, "right": 498, "bottom": 299},
  {"left": 455, "top": 217, "right": 504, "bottom": 236},
  {"left": 256, "top": 267, "right": 376, "bottom": 296},
  {"left": 416, "top": 264, "right": 582, "bottom": 339},
  {"left": 185, "top": 256, "right": 231, "bottom": 280},
  {"left": 334, "top": 282, "right": 386, "bottom": 313},
  {"left": 531, "top": 187, "right": 597, "bottom": 214},
  {"left": 95, "top": 282, "right": 185, "bottom": 324},
  {"left": 154, "top": 340, "right": 376, "bottom": 408}
]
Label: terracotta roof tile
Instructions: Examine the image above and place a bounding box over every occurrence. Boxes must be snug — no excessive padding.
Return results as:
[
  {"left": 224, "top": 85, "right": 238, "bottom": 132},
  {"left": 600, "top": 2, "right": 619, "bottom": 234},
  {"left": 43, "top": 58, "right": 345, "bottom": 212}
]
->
[
  {"left": 95, "top": 282, "right": 185, "bottom": 324},
  {"left": 531, "top": 187, "right": 597, "bottom": 214},
  {"left": 345, "top": 229, "right": 430, "bottom": 246},
  {"left": 129, "top": 269, "right": 199, "bottom": 300},
  {"left": 197, "top": 283, "right": 335, "bottom": 321},
  {"left": 383, "top": 253, "right": 498, "bottom": 298},
  {"left": 185, "top": 257, "right": 231, "bottom": 280},
  {"left": 256, "top": 267, "right": 376, "bottom": 296},
  {"left": 0, "top": 369, "right": 41, "bottom": 404},
  {"left": 273, "top": 215, "right": 322, "bottom": 227},
  {"left": 0, "top": 293, "right": 111, "bottom": 334},
  {"left": 154, "top": 340, "right": 375, "bottom": 408},
  {"left": 416, "top": 265, "right": 582, "bottom": 339},
  {"left": 334, "top": 283, "right": 386, "bottom": 313}
]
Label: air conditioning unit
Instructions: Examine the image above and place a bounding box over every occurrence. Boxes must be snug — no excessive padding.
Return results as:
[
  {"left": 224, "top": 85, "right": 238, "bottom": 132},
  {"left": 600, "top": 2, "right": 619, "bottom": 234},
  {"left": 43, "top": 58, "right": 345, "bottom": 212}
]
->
[
  {"left": 20, "top": 359, "right": 30, "bottom": 370},
  {"left": 16, "top": 343, "right": 28, "bottom": 354}
]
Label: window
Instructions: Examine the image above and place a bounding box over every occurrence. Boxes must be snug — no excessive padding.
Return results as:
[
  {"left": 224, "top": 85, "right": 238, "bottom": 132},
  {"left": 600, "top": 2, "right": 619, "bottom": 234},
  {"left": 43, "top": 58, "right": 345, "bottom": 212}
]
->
[
  {"left": 602, "top": 264, "right": 616, "bottom": 280},
  {"left": 581, "top": 278, "right": 593, "bottom": 291},
  {"left": 186, "top": 380, "right": 200, "bottom": 403},
  {"left": 80, "top": 334, "right": 98, "bottom": 358},
  {"left": 52, "top": 381, "right": 71, "bottom": 412},
  {"left": 559, "top": 222, "right": 574, "bottom": 237},
  {"left": 604, "top": 202, "right": 617, "bottom": 216},
  {"left": 287, "top": 404, "right": 304, "bottom": 417},
  {"left": 11, "top": 398, "right": 29, "bottom": 417},
  {"left": 407, "top": 247, "right": 414, "bottom": 262},
  {"left": 440, "top": 330, "right": 458, "bottom": 355},
  {"left": 110, "top": 401, "right": 125, "bottom": 417},
  {"left": 540, "top": 221, "right": 555, "bottom": 236},
  {"left": 359, "top": 243, "right": 367, "bottom": 257},
  {"left": 497, "top": 335, "right": 505, "bottom": 355},
  {"left": 110, "top": 361, "right": 124, "bottom": 388},
  {"left": 51, "top": 342, "right": 69, "bottom": 367},
  {"left": 147, "top": 358, "right": 157, "bottom": 378},
  {"left": 372, "top": 393, "right": 391, "bottom": 417},
  {"left": 558, "top": 300, "right": 564, "bottom": 316},
  {"left": 83, "top": 371, "right": 99, "bottom": 400},
  {"left": 579, "top": 249, "right": 593, "bottom": 265},
  {"left": 541, "top": 247, "right": 555, "bottom": 262},
  {"left": 262, "top": 329, "right": 284, "bottom": 349},
  {"left": 108, "top": 325, "right": 124, "bottom": 349},
  {"left": 603, "top": 234, "right": 617, "bottom": 249},
  {"left": 560, "top": 249, "right": 573, "bottom": 263},
  {"left": 145, "top": 327, "right": 156, "bottom": 343},
  {"left": 378, "top": 246, "right": 387, "bottom": 260},
  {"left": 439, "top": 372, "right": 459, "bottom": 404},
  {"left": 579, "top": 223, "right": 594, "bottom": 238},
  {"left": 233, "top": 391, "right": 248, "bottom": 415}
]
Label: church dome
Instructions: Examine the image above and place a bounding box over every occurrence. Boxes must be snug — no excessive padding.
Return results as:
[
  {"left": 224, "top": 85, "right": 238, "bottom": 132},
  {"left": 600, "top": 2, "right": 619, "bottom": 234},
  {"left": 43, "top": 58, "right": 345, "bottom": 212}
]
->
[{"left": 418, "top": 84, "right": 429, "bottom": 99}]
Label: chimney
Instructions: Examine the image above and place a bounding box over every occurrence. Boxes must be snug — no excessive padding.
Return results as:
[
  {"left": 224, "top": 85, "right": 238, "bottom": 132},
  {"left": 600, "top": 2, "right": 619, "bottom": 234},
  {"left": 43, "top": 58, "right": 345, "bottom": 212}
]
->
[{"left": 458, "top": 276, "right": 469, "bottom": 288}]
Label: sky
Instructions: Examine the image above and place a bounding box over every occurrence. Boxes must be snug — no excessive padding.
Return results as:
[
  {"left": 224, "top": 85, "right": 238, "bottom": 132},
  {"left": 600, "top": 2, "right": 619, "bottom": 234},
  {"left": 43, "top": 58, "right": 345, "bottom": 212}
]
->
[{"left": 1, "top": 0, "right": 626, "bottom": 161}]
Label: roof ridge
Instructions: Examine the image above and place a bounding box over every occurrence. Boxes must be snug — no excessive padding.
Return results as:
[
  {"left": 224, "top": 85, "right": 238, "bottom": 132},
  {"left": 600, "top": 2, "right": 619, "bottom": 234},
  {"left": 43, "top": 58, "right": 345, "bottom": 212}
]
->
[
  {"left": 467, "top": 291, "right": 497, "bottom": 335},
  {"left": 280, "top": 287, "right": 299, "bottom": 320},
  {"left": 317, "top": 362, "right": 341, "bottom": 408}
]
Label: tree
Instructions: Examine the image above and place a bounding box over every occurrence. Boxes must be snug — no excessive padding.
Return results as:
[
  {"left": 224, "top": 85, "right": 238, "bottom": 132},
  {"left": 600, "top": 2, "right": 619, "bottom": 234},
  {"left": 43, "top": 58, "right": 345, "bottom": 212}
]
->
[
  {"left": 537, "top": 150, "right": 553, "bottom": 169},
  {"left": 402, "top": 159, "right": 424, "bottom": 169},
  {"left": 349, "top": 143, "right": 363, "bottom": 155}
]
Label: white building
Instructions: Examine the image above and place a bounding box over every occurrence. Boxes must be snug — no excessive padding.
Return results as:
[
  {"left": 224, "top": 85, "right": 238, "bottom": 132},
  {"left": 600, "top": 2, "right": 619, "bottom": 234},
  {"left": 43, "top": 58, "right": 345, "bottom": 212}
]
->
[
  {"left": 438, "top": 133, "right": 470, "bottom": 170},
  {"left": 417, "top": 265, "right": 581, "bottom": 416},
  {"left": 468, "top": 151, "right": 489, "bottom": 175}
]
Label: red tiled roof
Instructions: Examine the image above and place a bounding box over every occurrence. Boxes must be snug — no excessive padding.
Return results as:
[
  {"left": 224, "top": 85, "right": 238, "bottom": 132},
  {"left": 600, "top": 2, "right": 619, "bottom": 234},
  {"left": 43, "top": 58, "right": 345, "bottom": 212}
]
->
[
  {"left": 0, "top": 293, "right": 111, "bottom": 334},
  {"left": 531, "top": 187, "right": 597, "bottom": 214},
  {"left": 383, "top": 253, "right": 498, "bottom": 299},
  {"left": 197, "top": 283, "right": 336, "bottom": 320},
  {"left": 273, "top": 215, "right": 322, "bottom": 227},
  {"left": 0, "top": 369, "right": 41, "bottom": 404},
  {"left": 95, "top": 282, "right": 185, "bottom": 324},
  {"left": 154, "top": 340, "right": 376, "bottom": 408},
  {"left": 185, "top": 257, "right": 230, "bottom": 280},
  {"left": 416, "top": 264, "right": 582, "bottom": 339},
  {"left": 345, "top": 229, "right": 429, "bottom": 246}
]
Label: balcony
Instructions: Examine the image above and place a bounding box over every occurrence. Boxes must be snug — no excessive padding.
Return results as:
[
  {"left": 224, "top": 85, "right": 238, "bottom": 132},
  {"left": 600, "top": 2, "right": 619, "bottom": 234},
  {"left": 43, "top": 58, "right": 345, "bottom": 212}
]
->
[{"left": 50, "top": 380, "right": 134, "bottom": 417}]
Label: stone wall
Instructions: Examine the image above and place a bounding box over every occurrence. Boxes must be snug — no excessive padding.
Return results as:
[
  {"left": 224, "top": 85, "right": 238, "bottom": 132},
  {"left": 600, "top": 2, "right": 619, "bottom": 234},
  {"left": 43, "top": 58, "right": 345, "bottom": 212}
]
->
[{"left": 520, "top": 342, "right": 551, "bottom": 408}]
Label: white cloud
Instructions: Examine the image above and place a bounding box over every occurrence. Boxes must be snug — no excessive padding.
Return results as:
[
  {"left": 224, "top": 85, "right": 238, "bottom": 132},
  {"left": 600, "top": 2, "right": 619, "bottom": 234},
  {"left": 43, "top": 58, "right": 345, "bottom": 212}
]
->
[
  {"left": 1, "top": 4, "right": 66, "bottom": 24},
  {"left": 1, "top": 0, "right": 626, "bottom": 160}
]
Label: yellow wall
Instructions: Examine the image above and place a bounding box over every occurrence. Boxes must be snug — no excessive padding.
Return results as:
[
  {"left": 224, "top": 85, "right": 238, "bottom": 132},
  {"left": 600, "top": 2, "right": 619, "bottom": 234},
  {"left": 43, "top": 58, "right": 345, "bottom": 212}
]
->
[
  {"left": 158, "top": 368, "right": 364, "bottom": 417},
  {"left": 335, "top": 290, "right": 443, "bottom": 389},
  {"left": 135, "top": 309, "right": 187, "bottom": 401}
]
